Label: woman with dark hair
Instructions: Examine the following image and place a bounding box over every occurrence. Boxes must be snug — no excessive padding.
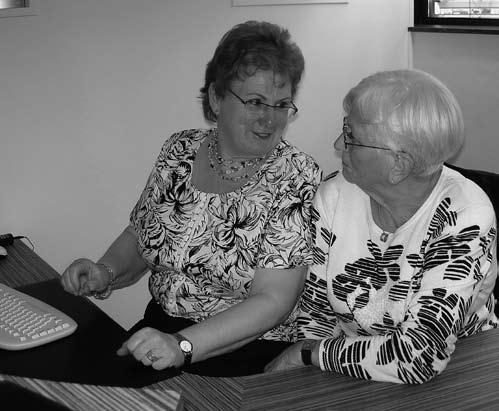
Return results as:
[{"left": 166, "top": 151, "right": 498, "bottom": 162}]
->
[
  {"left": 60, "top": 20, "right": 321, "bottom": 376},
  {"left": 265, "top": 69, "right": 497, "bottom": 384}
]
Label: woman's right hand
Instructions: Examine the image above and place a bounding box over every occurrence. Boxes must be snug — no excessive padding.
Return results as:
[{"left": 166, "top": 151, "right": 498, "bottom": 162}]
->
[{"left": 60, "top": 258, "right": 112, "bottom": 296}]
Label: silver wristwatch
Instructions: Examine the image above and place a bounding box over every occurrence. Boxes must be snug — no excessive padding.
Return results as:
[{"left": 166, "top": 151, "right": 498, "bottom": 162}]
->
[{"left": 173, "top": 332, "right": 193, "bottom": 367}]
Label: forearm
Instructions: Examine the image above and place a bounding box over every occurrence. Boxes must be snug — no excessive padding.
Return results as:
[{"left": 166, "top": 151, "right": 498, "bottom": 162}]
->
[
  {"left": 178, "top": 266, "right": 306, "bottom": 362},
  {"left": 98, "top": 225, "right": 148, "bottom": 289},
  {"left": 180, "top": 292, "right": 295, "bottom": 362},
  {"left": 317, "top": 332, "right": 443, "bottom": 384},
  {"left": 316, "top": 290, "right": 464, "bottom": 385}
]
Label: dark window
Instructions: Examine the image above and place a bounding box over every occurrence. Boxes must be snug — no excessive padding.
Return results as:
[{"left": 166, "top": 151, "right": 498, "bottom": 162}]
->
[
  {"left": 415, "top": 0, "right": 499, "bottom": 26},
  {"left": 0, "top": 0, "right": 38, "bottom": 17},
  {"left": 0, "top": 0, "right": 29, "bottom": 9}
]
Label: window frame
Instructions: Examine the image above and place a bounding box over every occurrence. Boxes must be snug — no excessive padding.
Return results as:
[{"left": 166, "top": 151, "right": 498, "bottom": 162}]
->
[
  {"left": 415, "top": 0, "right": 499, "bottom": 27},
  {"left": 0, "top": 0, "right": 39, "bottom": 18}
]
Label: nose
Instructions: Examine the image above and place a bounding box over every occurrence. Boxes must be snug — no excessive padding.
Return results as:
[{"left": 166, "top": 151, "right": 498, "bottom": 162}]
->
[
  {"left": 258, "top": 106, "right": 277, "bottom": 126},
  {"left": 334, "top": 134, "right": 346, "bottom": 151}
]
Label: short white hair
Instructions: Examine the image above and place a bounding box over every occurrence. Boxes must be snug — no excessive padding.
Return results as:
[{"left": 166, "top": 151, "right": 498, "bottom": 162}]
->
[{"left": 343, "top": 69, "right": 464, "bottom": 176}]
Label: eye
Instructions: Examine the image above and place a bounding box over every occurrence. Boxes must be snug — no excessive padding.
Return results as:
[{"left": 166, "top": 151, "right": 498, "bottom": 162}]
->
[{"left": 246, "top": 99, "right": 264, "bottom": 107}]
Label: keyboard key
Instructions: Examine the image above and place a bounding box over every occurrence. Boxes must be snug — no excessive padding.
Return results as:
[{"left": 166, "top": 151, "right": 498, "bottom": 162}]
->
[{"left": 0, "top": 282, "right": 77, "bottom": 350}]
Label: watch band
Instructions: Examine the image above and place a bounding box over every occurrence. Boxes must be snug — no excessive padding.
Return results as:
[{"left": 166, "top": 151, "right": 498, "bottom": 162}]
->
[
  {"left": 173, "top": 332, "right": 193, "bottom": 367},
  {"left": 300, "top": 339, "right": 315, "bottom": 366}
]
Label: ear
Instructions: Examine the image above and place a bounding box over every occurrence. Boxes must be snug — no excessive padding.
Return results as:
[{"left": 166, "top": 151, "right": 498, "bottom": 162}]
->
[
  {"left": 208, "top": 83, "right": 220, "bottom": 117},
  {"left": 388, "top": 151, "right": 413, "bottom": 184}
]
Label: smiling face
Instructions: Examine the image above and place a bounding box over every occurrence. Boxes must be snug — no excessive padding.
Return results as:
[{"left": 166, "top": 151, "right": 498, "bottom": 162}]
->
[{"left": 209, "top": 70, "right": 292, "bottom": 158}]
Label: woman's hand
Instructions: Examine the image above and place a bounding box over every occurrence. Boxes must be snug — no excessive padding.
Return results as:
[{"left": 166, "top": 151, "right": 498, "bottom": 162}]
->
[
  {"left": 264, "top": 341, "right": 306, "bottom": 373},
  {"left": 116, "top": 327, "right": 184, "bottom": 370},
  {"left": 60, "top": 258, "right": 112, "bottom": 296}
]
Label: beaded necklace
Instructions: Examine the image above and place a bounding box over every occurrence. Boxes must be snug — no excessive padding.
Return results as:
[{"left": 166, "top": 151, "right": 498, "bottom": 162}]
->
[{"left": 208, "top": 129, "right": 268, "bottom": 182}]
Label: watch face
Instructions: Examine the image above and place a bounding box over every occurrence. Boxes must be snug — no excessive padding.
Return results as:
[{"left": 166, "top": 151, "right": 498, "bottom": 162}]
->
[{"left": 179, "top": 340, "right": 192, "bottom": 353}]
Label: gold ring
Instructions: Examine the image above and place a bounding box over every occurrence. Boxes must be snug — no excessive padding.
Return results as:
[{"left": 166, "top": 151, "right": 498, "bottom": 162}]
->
[{"left": 146, "top": 350, "right": 160, "bottom": 363}]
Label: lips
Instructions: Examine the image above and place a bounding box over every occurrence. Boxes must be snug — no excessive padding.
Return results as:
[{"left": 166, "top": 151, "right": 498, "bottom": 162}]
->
[{"left": 253, "top": 131, "right": 273, "bottom": 140}]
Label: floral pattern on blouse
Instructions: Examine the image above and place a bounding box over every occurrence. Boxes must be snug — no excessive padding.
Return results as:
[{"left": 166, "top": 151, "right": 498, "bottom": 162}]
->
[
  {"left": 130, "top": 128, "right": 322, "bottom": 341},
  {"left": 298, "top": 168, "right": 497, "bottom": 383}
]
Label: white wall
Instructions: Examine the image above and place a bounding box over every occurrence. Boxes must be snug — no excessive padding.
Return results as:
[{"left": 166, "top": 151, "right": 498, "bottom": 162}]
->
[
  {"left": 0, "top": 0, "right": 411, "bottom": 328},
  {"left": 412, "top": 32, "right": 499, "bottom": 173}
]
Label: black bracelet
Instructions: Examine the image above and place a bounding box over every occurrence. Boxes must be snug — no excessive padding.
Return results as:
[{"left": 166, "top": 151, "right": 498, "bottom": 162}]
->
[{"left": 300, "top": 340, "right": 316, "bottom": 366}]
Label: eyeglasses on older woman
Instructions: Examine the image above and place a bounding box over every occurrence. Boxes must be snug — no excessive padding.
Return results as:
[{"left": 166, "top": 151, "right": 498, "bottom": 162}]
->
[{"left": 340, "top": 117, "right": 394, "bottom": 152}]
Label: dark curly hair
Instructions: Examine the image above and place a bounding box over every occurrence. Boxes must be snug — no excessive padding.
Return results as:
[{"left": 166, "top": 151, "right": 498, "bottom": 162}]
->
[{"left": 199, "top": 20, "right": 305, "bottom": 123}]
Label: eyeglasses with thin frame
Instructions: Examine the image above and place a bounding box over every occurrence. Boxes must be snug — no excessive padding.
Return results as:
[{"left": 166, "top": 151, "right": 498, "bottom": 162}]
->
[
  {"left": 228, "top": 89, "right": 298, "bottom": 118},
  {"left": 341, "top": 117, "right": 399, "bottom": 152}
]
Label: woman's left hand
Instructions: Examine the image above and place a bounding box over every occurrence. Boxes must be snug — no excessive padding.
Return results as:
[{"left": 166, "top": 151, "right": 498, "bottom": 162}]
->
[
  {"left": 264, "top": 342, "right": 305, "bottom": 373},
  {"left": 117, "top": 327, "right": 184, "bottom": 370}
]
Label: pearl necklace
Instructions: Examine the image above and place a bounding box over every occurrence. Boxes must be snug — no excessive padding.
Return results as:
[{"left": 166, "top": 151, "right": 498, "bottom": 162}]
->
[{"left": 208, "top": 129, "right": 267, "bottom": 182}]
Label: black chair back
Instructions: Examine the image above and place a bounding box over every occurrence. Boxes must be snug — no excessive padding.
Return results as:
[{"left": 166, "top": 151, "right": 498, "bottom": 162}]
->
[{"left": 446, "top": 163, "right": 499, "bottom": 314}]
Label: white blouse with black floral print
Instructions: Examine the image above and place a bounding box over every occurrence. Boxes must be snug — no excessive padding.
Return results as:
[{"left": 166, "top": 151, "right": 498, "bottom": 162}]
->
[{"left": 299, "top": 167, "right": 497, "bottom": 383}]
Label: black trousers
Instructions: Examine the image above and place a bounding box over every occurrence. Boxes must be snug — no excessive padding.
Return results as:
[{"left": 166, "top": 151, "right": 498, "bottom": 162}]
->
[{"left": 128, "top": 299, "right": 292, "bottom": 377}]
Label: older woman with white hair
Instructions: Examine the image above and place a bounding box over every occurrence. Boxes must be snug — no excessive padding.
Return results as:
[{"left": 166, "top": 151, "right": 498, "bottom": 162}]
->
[{"left": 265, "top": 69, "right": 498, "bottom": 384}]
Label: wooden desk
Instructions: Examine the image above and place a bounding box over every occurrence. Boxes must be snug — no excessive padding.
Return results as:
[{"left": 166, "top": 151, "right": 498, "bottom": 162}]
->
[{"left": 2, "top": 240, "right": 499, "bottom": 410}]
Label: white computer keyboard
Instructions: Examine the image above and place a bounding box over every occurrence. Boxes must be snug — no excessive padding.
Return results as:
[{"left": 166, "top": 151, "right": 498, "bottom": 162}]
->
[{"left": 0, "top": 282, "right": 77, "bottom": 350}]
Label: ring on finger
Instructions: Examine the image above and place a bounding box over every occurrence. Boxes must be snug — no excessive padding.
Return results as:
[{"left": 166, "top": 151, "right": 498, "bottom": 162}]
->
[{"left": 146, "top": 350, "right": 160, "bottom": 363}]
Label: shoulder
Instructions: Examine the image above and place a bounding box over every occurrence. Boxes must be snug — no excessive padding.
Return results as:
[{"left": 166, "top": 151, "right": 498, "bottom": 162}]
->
[
  {"left": 273, "top": 140, "right": 322, "bottom": 185},
  {"left": 314, "top": 170, "right": 367, "bottom": 213},
  {"left": 311, "top": 171, "right": 351, "bottom": 219},
  {"left": 441, "top": 166, "right": 495, "bottom": 214},
  {"left": 160, "top": 128, "right": 209, "bottom": 149},
  {"left": 315, "top": 170, "right": 347, "bottom": 202},
  {"left": 432, "top": 166, "right": 496, "bottom": 235},
  {"left": 157, "top": 128, "right": 209, "bottom": 158}
]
